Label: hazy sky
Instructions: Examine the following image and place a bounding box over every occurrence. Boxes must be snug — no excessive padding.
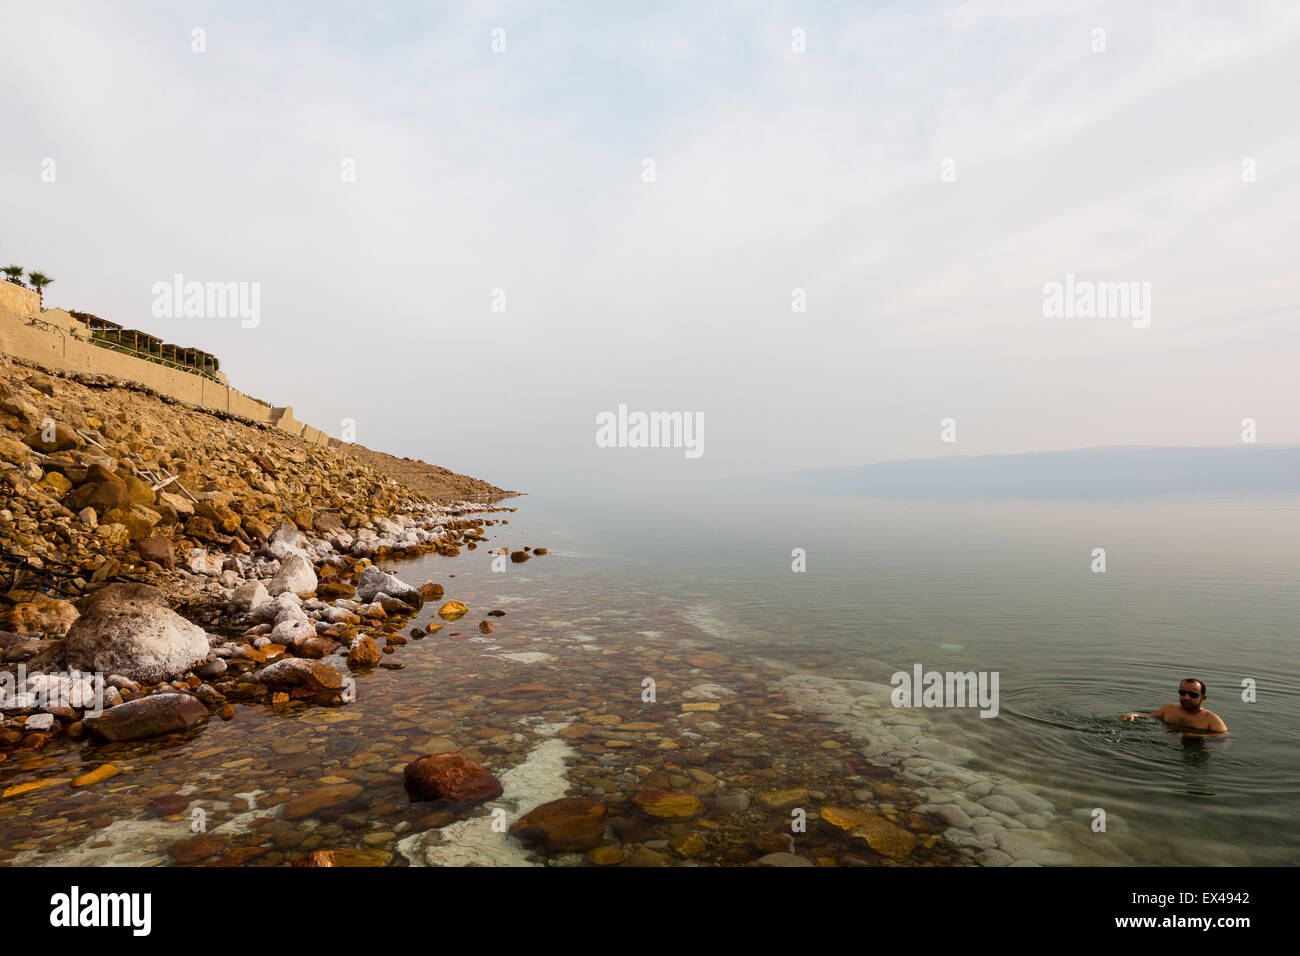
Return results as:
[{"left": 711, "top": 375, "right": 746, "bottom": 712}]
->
[{"left": 4, "top": 1, "right": 1298, "bottom": 493}]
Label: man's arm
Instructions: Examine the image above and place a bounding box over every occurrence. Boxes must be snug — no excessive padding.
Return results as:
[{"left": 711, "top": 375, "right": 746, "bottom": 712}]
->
[
  {"left": 1182, "top": 713, "right": 1229, "bottom": 737},
  {"left": 1120, "top": 705, "right": 1169, "bottom": 721}
]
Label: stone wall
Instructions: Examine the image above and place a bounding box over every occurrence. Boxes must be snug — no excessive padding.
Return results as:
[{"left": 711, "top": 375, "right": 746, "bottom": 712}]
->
[
  {"left": 0, "top": 281, "right": 40, "bottom": 317},
  {"left": 0, "top": 299, "right": 338, "bottom": 447}
]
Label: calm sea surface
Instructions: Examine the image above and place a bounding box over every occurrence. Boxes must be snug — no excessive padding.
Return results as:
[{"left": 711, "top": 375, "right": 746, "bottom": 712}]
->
[
  {"left": 479, "top": 486, "right": 1300, "bottom": 865},
  {"left": 3, "top": 486, "right": 1295, "bottom": 866}
]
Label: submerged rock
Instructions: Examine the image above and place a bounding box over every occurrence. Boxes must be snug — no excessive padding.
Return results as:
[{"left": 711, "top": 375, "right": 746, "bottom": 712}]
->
[
  {"left": 403, "top": 753, "right": 502, "bottom": 807},
  {"left": 82, "top": 692, "right": 209, "bottom": 742},
  {"left": 633, "top": 788, "right": 704, "bottom": 819},
  {"left": 511, "top": 797, "right": 607, "bottom": 852},
  {"left": 281, "top": 783, "right": 364, "bottom": 821},
  {"left": 819, "top": 807, "right": 917, "bottom": 860}
]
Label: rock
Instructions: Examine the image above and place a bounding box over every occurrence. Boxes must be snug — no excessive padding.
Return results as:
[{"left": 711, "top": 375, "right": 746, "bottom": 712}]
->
[
  {"left": 509, "top": 550, "right": 530, "bottom": 563},
  {"left": 715, "top": 793, "right": 751, "bottom": 812},
  {"left": 64, "top": 600, "right": 209, "bottom": 683},
  {"left": 77, "top": 582, "right": 167, "bottom": 611},
  {"left": 355, "top": 566, "right": 422, "bottom": 608},
  {"left": 758, "top": 852, "right": 816, "bottom": 867},
  {"left": 102, "top": 505, "right": 162, "bottom": 542},
  {"left": 232, "top": 580, "right": 271, "bottom": 611},
  {"left": 22, "top": 423, "right": 79, "bottom": 453},
  {"left": 995, "top": 830, "right": 1073, "bottom": 865},
  {"left": 268, "top": 521, "right": 307, "bottom": 557},
  {"left": 979, "top": 794, "right": 1023, "bottom": 816},
  {"left": 282, "top": 783, "right": 364, "bottom": 820},
  {"left": 478, "top": 620, "right": 495, "bottom": 633},
  {"left": 147, "top": 793, "right": 190, "bottom": 816},
  {"left": 71, "top": 764, "right": 121, "bottom": 788},
  {"left": 268, "top": 552, "right": 317, "bottom": 597},
  {"left": 25, "top": 713, "right": 55, "bottom": 731},
  {"left": 137, "top": 536, "right": 175, "bottom": 570},
  {"left": 258, "top": 658, "right": 344, "bottom": 700},
  {"left": 819, "top": 807, "right": 917, "bottom": 861},
  {"left": 402, "top": 753, "right": 503, "bottom": 807},
  {"left": 633, "top": 788, "right": 704, "bottom": 819},
  {"left": 2, "top": 639, "right": 45, "bottom": 663},
  {"left": 586, "top": 845, "right": 625, "bottom": 865},
  {"left": 82, "top": 693, "right": 209, "bottom": 742},
  {"left": 623, "top": 847, "right": 671, "bottom": 867},
  {"left": 270, "top": 617, "right": 316, "bottom": 648},
  {"left": 68, "top": 477, "right": 130, "bottom": 515},
  {"left": 196, "top": 659, "right": 227, "bottom": 680},
  {"left": 418, "top": 582, "right": 444, "bottom": 600},
  {"left": 671, "top": 833, "right": 708, "bottom": 858},
  {"left": 511, "top": 798, "right": 607, "bottom": 852},
  {"left": 756, "top": 787, "right": 808, "bottom": 810},
  {"left": 346, "top": 635, "right": 382, "bottom": 668},
  {"left": 7, "top": 596, "right": 79, "bottom": 636},
  {"left": 0, "top": 435, "right": 31, "bottom": 464},
  {"left": 167, "top": 836, "right": 225, "bottom": 864},
  {"left": 436, "top": 600, "right": 468, "bottom": 621},
  {"left": 293, "top": 848, "right": 391, "bottom": 867}
]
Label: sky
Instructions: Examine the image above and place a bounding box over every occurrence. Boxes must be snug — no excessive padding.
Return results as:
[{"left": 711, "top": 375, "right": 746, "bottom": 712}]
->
[{"left": 4, "top": 1, "right": 1298, "bottom": 494}]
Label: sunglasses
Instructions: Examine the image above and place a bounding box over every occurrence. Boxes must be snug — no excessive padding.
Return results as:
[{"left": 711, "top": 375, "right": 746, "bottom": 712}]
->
[{"left": 1178, "top": 690, "right": 1201, "bottom": 698}]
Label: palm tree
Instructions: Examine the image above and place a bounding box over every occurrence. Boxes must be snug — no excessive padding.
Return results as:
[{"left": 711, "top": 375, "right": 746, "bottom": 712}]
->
[
  {"left": 26, "top": 272, "right": 53, "bottom": 309},
  {"left": 2, "top": 265, "right": 24, "bottom": 287}
]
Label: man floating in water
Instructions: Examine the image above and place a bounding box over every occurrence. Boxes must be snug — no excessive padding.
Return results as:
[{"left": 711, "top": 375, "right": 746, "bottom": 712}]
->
[{"left": 1121, "top": 678, "right": 1228, "bottom": 736}]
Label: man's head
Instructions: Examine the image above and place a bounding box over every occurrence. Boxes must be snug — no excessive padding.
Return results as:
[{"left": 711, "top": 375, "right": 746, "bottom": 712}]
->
[{"left": 1179, "top": 678, "right": 1207, "bottom": 711}]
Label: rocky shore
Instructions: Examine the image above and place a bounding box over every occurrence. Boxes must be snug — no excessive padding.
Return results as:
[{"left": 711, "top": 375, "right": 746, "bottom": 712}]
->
[
  {"left": 0, "top": 353, "right": 1050, "bottom": 868},
  {"left": 0, "top": 354, "right": 518, "bottom": 770}
]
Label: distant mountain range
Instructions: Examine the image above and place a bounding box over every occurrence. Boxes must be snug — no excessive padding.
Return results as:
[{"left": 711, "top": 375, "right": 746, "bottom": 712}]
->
[{"left": 772, "top": 445, "right": 1300, "bottom": 498}]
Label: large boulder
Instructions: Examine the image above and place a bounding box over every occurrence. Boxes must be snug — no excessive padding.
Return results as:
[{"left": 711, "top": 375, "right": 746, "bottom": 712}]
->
[
  {"left": 511, "top": 798, "right": 607, "bottom": 852},
  {"left": 64, "top": 600, "right": 209, "bottom": 683},
  {"left": 82, "top": 693, "right": 209, "bottom": 742},
  {"left": 355, "top": 566, "right": 422, "bottom": 608},
  {"left": 268, "top": 553, "right": 317, "bottom": 597},
  {"left": 402, "top": 753, "right": 502, "bottom": 807}
]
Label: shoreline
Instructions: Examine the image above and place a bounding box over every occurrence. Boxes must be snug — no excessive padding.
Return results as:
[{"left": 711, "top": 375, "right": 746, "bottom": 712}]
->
[{"left": 4, "top": 354, "right": 998, "bottom": 867}]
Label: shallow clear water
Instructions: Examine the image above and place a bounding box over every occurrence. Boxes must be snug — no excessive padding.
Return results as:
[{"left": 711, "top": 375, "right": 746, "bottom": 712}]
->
[
  {"left": 469, "top": 486, "right": 1300, "bottom": 865},
  {"left": 3, "top": 487, "right": 1294, "bottom": 866}
]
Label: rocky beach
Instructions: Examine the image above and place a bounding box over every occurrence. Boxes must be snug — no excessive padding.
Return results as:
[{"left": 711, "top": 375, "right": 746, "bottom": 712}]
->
[{"left": 0, "top": 353, "right": 1097, "bottom": 868}]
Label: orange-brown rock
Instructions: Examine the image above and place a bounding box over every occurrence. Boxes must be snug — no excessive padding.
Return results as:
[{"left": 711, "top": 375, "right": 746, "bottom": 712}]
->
[
  {"left": 281, "top": 783, "right": 364, "bottom": 820},
  {"left": 633, "top": 788, "right": 704, "bottom": 819},
  {"left": 819, "top": 807, "right": 917, "bottom": 860},
  {"left": 511, "top": 797, "right": 607, "bottom": 852},
  {"left": 402, "top": 752, "right": 502, "bottom": 807}
]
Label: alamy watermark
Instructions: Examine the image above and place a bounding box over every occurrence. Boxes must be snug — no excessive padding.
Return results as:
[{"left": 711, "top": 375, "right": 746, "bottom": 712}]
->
[
  {"left": 0, "top": 665, "right": 106, "bottom": 717},
  {"left": 595, "top": 404, "right": 703, "bottom": 459},
  {"left": 1042, "top": 273, "right": 1151, "bottom": 328},
  {"left": 891, "top": 663, "right": 999, "bottom": 718},
  {"left": 152, "top": 273, "right": 260, "bottom": 328}
]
